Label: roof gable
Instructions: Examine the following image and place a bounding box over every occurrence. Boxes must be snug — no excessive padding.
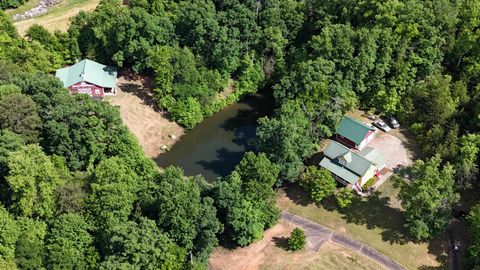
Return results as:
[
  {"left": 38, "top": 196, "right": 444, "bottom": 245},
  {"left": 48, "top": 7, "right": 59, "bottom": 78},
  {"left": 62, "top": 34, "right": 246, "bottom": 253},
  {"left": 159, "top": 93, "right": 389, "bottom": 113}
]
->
[
  {"left": 322, "top": 141, "right": 373, "bottom": 177},
  {"left": 336, "top": 117, "right": 375, "bottom": 145},
  {"left": 55, "top": 59, "right": 117, "bottom": 89}
]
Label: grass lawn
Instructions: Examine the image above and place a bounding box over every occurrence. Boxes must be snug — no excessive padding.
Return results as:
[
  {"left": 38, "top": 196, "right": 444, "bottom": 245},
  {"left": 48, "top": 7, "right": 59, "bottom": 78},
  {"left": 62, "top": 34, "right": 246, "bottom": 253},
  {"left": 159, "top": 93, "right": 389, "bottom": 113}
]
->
[
  {"left": 10, "top": 0, "right": 103, "bottom": 35},
  {"left": 210, "top": 220, "right": 385, "bottom": 270},
  {"left": 260, "top": 242, "right": 386, "bottom": 270},
  {"left": 278, "top": 179, "right": 449, "bottom": 270}
]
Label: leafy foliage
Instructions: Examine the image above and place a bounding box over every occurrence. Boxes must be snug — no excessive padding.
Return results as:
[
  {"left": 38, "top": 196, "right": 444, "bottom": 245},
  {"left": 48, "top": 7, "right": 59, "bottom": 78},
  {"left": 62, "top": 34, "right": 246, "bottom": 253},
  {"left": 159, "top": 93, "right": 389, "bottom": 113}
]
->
[
  {"left": 6, "top": 145, "right": 63, "bottom": 219},
  {"left": 398, "top": 156, "right": 459, "bottom": 240},
  {"left": 252, "top": 101, "right": 316, "bottom": 184},
  {"left": 288, "top": 228, "right": 306, "bottom": 251},
  {"left": 336, "top": 188, "right": 354, "bottom": 209},
  {"left": 46, "top": 213, "right": 97, "bottom": 269},
  {"left": 300, "top": 166, "right": 336, "bottom": 204}
]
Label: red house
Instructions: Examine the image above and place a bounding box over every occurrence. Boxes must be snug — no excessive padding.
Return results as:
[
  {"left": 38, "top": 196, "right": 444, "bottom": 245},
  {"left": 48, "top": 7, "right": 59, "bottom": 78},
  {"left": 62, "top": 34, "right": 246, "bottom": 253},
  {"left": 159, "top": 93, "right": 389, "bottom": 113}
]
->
[
  {"left": 335, "top": 117, "right": 376, "bottom": 151},
  {"left": 55, "top": 59, "right": 117, "bottom": 98}
]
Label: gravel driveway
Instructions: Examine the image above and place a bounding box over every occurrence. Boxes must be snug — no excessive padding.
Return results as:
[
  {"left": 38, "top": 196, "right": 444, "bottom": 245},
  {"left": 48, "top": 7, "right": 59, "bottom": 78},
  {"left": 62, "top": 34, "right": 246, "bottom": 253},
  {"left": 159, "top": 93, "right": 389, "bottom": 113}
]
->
[{"left": 368, "top": 133, "right": 412, "bottom": 171}]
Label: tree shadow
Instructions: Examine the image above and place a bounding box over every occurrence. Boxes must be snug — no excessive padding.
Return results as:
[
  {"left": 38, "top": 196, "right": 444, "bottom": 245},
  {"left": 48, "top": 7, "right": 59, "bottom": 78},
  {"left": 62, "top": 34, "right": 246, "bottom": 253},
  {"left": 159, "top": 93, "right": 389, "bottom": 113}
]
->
[
  {"left": 304, "top": 152, "right": 325, "bottom": 167},
  {"left": 283, "top": 183, "right": 313, "bottom": 207},
  {"left": 196, "top": 147, "right": 245, "bottom": 178},
  {"left": 272, "top": 236, "right": 289, "bottom": 250},
  {"left": 397, "top": 128, "right": 424, "bottom": 160},
  {"left": 118, "top": 82, "right": 161, "bottom": 112},
  {"left": 320, "top": 190, "right": 411, "bottom": 245}
]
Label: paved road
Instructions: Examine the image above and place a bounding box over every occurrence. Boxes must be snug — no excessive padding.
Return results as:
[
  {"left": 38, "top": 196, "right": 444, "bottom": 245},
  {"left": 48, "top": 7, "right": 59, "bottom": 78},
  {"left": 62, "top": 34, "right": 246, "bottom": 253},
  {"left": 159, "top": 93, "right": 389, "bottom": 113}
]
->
[{"left": 282, "top": 212, "right": 406, "bottom": 270}]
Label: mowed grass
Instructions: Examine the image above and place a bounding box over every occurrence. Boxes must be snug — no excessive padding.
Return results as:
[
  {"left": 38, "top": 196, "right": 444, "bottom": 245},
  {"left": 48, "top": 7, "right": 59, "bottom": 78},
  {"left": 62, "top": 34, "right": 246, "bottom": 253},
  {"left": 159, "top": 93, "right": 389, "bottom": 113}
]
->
[
  {"left": 277, "top": 179, "right": 448, "bottom": 270},
  {"left": 10, "top": 0, "right": 102, "bottom": 35},
  {"left": 210, "top": 220, "right": 385, "bottom": 270},
  {"left": 261, "top": 242, "right": 386, "bottom": 270}
]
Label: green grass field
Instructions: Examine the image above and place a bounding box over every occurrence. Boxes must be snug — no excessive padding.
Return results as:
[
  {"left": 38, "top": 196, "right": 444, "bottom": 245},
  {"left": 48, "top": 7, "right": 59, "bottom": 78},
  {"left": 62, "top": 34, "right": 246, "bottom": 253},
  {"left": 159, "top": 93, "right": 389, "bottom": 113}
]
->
[
  {"left": 8, "top": 0, "right": 102, "bottom": 35},
  {"left": 278, "top": 179, "right": 448, "bottom": 270}
]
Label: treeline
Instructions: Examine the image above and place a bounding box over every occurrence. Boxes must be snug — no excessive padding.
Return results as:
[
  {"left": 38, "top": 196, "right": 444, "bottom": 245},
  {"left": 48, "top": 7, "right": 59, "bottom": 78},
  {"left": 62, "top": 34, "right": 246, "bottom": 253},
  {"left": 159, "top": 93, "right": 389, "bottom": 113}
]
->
[
  {"left": 245, "top": 0, "right": 480, "bottom": 267},
  {"left": 3, "top": 0, "right": 480, "bottom": 267},
  {"left": 0, "top": 70, "right": 280, "bottom": 268},
  {"left": 59, "top": 0, "right": 295, "bottom": 128},
  {"left": 0, "top": 9, "right": 283, "bottom": 269},
  {"left": 0, "top": 0, "right": 26, "bottom": 10}
]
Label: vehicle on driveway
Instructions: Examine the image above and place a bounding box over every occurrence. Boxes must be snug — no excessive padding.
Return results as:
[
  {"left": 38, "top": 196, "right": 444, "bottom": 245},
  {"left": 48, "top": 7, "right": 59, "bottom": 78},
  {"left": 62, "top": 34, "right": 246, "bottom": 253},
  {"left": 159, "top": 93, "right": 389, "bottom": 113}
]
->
[
  {"left": 372, "top": 120, "right": 391, "bottom": 132},
  {"left": 386, "top": 116, "right": 400, "bottom": 129}
]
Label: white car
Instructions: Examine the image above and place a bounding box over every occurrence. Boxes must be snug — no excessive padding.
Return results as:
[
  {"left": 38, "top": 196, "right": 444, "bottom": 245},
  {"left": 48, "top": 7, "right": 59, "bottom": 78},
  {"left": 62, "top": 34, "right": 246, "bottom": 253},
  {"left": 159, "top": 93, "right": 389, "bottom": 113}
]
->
[{"left": 372, "top": 120, "right": 391, "bottom": 132}]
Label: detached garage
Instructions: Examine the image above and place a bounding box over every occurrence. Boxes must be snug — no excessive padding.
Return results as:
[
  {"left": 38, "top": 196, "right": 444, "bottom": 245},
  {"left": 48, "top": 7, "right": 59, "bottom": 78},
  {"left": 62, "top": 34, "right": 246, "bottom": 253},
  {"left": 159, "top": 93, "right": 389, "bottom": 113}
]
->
[
  {"left": 335, "top": 116, "right": 376, "bottom": 151},
  {"left": 55, "top": 59, "right": 117, "bottom": 98}
]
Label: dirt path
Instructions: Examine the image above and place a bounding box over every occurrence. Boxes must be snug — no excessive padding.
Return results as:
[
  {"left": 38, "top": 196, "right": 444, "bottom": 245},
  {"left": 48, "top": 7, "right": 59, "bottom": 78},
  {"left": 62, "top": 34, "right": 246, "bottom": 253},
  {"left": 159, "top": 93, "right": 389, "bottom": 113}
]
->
[
  {"left": 14, "top": 0, "right": 100, "bottom": 35},
  {"left": 282, "top": 212, "right": 405, "bottom": 270},
  {"left": 105, "top": 74, "right": 184, "bottom": 158}
]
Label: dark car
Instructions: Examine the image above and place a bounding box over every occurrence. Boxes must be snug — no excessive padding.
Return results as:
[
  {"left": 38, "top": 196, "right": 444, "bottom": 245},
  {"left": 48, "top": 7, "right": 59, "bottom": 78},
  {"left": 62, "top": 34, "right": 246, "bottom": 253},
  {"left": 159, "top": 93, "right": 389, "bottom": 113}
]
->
[{"left": 386, "top": 116, "right": 400, "bottom": 129}]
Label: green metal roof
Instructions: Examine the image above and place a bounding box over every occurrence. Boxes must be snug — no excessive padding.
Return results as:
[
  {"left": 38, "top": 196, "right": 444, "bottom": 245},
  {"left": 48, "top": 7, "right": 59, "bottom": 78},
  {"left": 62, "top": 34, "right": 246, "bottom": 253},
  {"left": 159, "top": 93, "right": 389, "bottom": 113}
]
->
[
  {"left": 320, "top": 141, "right": 374, "bottom": 183},
  {"left": 336, "top": 116, "right": 375, "bottom": 145},
  {"left": 320, "top": 158, "right": 360, "bottom": 184},
  {"left": 359, "top": 147, "right": 386, "bottom": 167},
  {"left": 55, "top": 59, "right": 117, "bottom": 88}
]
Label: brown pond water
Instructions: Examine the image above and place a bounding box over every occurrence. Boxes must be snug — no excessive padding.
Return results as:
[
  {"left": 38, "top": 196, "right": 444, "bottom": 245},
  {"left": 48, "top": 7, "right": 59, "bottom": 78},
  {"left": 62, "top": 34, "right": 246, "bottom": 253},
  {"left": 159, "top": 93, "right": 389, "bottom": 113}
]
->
[{"left": 155, "top": 93, "right": 273, "bottom": 181}]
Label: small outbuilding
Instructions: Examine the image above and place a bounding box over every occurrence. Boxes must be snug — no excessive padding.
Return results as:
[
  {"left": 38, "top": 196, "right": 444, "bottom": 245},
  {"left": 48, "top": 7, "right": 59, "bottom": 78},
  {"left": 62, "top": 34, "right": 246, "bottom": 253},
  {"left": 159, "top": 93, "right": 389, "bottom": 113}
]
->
[
  {"left": 55, "top": 59, "right": 117, "bottom": 98},
  {"left": 335, "top": 116, "right": 376, "bottom": 150}
]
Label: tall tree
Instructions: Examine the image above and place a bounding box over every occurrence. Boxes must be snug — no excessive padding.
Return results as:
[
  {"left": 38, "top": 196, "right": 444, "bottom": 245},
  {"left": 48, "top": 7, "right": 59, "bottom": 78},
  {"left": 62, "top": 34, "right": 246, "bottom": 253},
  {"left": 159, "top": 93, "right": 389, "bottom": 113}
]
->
[
  {"left": 0, "top": 93, "right": 42, "bottom": 143},
  {"left": 252, "top": 101, "right": 316, "bottom": 183},
  {"left": 100, "top": 217, "right": 186, "bottom": 270},
  {"left": 46, "top": 213, "right": 98, "bottom": 269},
  {"left": 398, "top": 155, "right": 459, "bottom": 240},
  {"left": 6, "top": 144, "right": 62, "bottom": 219}
]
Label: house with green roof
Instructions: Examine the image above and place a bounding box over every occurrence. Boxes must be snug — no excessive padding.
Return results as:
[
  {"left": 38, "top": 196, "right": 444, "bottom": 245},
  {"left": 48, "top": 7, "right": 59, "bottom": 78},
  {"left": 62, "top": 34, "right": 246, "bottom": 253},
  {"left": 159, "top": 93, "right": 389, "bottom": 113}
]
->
[
  {"left": 55, "top": 59, "right": 117, "bottom": 98},
  {"left": 319, "top": 141, "right": 386, "bottom": 187},
  {"left": 335, "top": 116, "right": 376, "bottom": 150}
]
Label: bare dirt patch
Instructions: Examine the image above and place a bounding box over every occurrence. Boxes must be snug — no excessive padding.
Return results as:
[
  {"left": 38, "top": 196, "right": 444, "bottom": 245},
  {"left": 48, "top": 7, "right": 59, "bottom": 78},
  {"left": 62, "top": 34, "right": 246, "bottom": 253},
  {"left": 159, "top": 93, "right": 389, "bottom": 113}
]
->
[
  {"left": 208, "top": 220, "right": 385, "bottom": 270},
  {"left": 105, "top": 72, "right": 184, "bottom": 158}
]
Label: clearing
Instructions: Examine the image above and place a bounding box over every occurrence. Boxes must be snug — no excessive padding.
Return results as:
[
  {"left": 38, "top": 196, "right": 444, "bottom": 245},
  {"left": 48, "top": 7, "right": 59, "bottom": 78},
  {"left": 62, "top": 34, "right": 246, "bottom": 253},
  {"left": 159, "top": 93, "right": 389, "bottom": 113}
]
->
[
  {"left": 105, "top": 72, "right": 184, "bottom": 158},
  {"left": 277, "top": 180, "right": 448, "bottom": 269},
  {"left": 208, "top": 220, "right": 385, "bottom": 270},
  {"left": 8, "top": 0, "right": 101, "bottom": 36}
]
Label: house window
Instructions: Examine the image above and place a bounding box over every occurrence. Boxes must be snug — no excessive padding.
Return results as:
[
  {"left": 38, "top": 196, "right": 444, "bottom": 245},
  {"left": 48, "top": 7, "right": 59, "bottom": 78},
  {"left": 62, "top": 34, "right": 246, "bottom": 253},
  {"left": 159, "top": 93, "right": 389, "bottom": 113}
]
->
[{"left": 95, "top": 89, "right": 100, "bottom": 95}]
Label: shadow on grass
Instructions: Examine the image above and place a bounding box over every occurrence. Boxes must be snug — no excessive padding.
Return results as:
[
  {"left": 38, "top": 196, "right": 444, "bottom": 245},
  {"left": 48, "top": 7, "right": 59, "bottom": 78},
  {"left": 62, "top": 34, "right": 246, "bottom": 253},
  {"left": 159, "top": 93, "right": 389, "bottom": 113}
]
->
[
  {"left": 272, "top": 236, "right": 289, "bottom": 250},
  {"left": 283, "top": 183, "right": 313, "bottom": 207},
  {"left": 119, "top": 82, "right": 160, "bottom": 111},
  {"left": 284, "top": 183, "right": 449, "bottom": 268}
]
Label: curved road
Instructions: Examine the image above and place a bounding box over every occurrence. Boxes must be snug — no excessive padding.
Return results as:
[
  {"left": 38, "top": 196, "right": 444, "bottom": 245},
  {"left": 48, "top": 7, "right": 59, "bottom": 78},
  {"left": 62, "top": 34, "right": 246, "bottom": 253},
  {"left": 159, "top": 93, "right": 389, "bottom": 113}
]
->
[{"left": 282, "top": 212, "right": 406, "bottom": 270}]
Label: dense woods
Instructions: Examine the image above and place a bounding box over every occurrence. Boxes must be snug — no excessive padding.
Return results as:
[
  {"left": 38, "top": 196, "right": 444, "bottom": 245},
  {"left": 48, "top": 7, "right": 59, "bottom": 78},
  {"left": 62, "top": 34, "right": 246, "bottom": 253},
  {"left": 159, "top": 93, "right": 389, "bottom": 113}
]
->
[{"left": 2, "top": 0, "right": 480, "bottom": 268}]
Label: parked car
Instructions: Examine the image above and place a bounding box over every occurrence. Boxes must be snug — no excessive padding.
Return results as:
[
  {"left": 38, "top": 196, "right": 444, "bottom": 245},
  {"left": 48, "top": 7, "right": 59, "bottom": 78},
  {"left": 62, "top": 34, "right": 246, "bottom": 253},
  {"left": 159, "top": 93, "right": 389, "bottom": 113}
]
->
[
  {"left": 386, "top": 116, "right": 400, "bottom": 129},
  {"left": 372, "top": 120, "right": 391, "bottom": 132}
]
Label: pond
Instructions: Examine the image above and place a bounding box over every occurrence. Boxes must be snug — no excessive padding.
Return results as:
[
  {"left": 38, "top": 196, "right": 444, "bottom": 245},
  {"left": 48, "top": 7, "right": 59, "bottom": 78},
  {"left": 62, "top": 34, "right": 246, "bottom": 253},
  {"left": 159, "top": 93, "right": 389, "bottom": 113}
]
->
[{"left": 155, "top": 93, "right": 273, "bottom": 182}]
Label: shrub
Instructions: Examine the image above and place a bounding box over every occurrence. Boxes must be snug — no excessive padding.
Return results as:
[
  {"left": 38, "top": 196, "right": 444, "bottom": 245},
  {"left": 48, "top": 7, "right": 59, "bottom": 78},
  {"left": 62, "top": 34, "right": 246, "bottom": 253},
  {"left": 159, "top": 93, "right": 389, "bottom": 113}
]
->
[
  {"left": 300, "top": 166, "right": 336, "bottom": 203},
  {"left": 336, "top": 187, "right": 354, "bottom": 209},
  {"left": 362, "top": 177, "right": 376, "bottom": 190},
  {"left": 288, "top": 228, "right": 306, "bottom": 251}
]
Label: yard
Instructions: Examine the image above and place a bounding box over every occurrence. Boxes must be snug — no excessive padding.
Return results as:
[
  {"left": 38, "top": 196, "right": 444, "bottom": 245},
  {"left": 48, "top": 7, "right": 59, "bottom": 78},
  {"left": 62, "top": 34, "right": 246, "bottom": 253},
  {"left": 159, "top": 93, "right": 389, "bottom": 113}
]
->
[
  {"left": 104, "top": 72, "right": 184, "bottom": 158},
  {"left": 277, "top": 180, "right": 448, "bottom": 270},
  {"left": 209, "top": 220, "right": 386, "bottom": 270},
  {"left": 8, "top": 0, "right": 103, "bottom": 35}
]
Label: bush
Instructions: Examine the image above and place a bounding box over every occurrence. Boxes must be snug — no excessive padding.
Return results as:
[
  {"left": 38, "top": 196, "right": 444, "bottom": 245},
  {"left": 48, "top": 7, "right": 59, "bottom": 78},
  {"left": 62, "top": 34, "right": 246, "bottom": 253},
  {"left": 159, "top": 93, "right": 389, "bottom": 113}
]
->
[
  {"left": 336, "top": 188, "right": 354, "bottom": 209},
  {"left": 362, "top": 177, "right": 376, "bottom": 190},
  {"left": 288, "top": 228, "right": 306, "bottom": 251},
  {"left": 300, "top": 166, "right": 336, "bottom": 203}
]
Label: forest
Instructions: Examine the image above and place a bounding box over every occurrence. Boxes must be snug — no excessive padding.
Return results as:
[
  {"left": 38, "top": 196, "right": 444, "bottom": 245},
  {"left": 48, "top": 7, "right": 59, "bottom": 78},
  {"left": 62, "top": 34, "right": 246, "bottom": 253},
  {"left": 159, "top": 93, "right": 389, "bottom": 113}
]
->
[{"left": 2, "top": 0, "right": 480, "bottom": 268}]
